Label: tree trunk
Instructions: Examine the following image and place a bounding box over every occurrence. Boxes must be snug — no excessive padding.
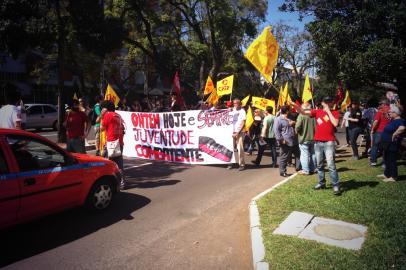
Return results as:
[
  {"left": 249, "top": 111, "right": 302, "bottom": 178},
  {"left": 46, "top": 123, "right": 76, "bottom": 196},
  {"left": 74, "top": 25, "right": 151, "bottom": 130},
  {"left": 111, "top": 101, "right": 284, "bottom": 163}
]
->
[{"left": 56, "top": 0, "right": 66, "bottom": 143}]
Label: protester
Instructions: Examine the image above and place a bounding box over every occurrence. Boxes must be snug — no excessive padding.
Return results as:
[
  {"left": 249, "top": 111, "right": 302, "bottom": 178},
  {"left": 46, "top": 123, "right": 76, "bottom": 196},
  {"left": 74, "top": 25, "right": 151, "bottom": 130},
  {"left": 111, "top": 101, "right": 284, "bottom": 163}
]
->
[
  {"left": 252, "top": 106, "right": 277, "bottom": 167},
  {"left": 291, "top": 96, "right": 341, "bottom": 195},
  {"left": 347, "top": 101, "right": 364, "bottom": 160},
  {"left": 295, "top": 102, "right": 316, "bottom": 175},
  {"left": 370, "top": 98, "right": 391, "bottom": 166},
  {"left": 131, "top": 99, "right": 143, "bottom": 112},
  {"left": 227, "top": 98, "right": 246, "bottom": 171},
  {"left": 101, "top": 100, "right": 125, "bottom": 184},
  {"left": 377, "top": 104, "right": 405, "bottom": 182},
  {"left": 79, "top": 98, "right": 91, "bottom": 115},
  {"left": 247, "top": 109, "right": 262, "bottom": 155},
  {"left": 0, "top": 89, "right": 22, "bottom": 129},
  {"left": 274, "top": 105, "right": 298, "bottom": 177},
  {"left": 361, "top": 100, "right": 377, "bottom": 157},
  {"left": 64, "top": 99, "right": 91, "bottom": 153},
  {"left": 169, "top": 94, "right": 181, "bottom": 112},
  {"left": 94, "top": 95, "right": 103, "bottom": 156},
  {"left": 341, "top": 107, "right": 351, "bottom": 146},
  {"left": 151, "top": 99, "right": 164, "bottom": 112}
]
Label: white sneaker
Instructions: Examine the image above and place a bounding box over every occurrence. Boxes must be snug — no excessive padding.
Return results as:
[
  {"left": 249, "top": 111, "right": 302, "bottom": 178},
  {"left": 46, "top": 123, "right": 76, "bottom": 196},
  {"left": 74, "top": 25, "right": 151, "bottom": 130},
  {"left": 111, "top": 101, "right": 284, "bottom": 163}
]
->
[{"left": 383, "top": 177, "right": 396, "bottom": 182}]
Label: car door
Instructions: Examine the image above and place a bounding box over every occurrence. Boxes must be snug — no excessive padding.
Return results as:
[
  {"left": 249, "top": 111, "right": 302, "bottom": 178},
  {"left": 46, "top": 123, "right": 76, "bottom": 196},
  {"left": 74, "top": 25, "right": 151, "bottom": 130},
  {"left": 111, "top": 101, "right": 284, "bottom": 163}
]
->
[
  {"left": 43, "top": 105, "right": 57, "bottom": 128},
  {"left": 26, "top": 105, "right": 44, "bottom": 129},
  {"left": 0, "top": 139, "right": 20, "bottom": 228},
  {"left": 6, "top": 135, "right": 83, "bottom": 221}
]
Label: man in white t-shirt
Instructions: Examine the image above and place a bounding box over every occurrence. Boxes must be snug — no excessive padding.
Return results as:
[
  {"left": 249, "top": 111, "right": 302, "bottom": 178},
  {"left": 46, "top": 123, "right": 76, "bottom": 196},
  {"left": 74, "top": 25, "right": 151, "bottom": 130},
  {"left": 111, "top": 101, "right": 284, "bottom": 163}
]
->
[
  {"left": 340, "top": 107, "right": 351, "bottom": 146},
  {"left": 228, "top": 99, "right": 246, "bottom": 170},
  {"left": 0, "top": 91, "right": 22, "bottom": 129}
]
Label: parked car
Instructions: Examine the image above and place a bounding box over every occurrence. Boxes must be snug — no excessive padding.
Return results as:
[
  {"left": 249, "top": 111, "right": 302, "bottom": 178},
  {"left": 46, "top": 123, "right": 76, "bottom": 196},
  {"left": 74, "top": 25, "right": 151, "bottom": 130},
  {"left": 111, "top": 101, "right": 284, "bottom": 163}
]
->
[
  {"left": 25, "top": 104, "right": 58, "bottom": 130},
  {"left": 0, "top": 128, "right": 123, "bottom": 230}
]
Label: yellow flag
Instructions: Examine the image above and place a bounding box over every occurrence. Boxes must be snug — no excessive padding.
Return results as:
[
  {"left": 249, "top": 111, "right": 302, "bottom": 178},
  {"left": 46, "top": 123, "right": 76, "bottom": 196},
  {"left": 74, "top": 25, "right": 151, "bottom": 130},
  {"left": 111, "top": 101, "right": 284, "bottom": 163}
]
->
[
  {"left": 241, "top": 95, "right": 250, "bottom": 106},
  {"left": 245, "top": 26, "right": 279, "bottom": 83},
  {"left": 245, "top": 106, "right": 254, "bottom": 131},
  {"left": 302, "top": 74, "right": 313, "bottom": 103},
  {"left": 105, "top": 84, "right": 120, "bottom": 107},
  {"left": 216, "top": 75, "right": 234, "bottom": 96},
  {"left": 251, "top": 97, "right": 277, "bottom": 113},
  {"left": 73, "top": 92, "right": 78, "bottom": 100},
  {"left": 204, "top": 76, "right": 215, "bottom": 95},
  {"left": 341, "top": 90, "right": 351, "bottom": 112},
  {"left": 278, "top": 83, "right": 292, "bottom": 107},
  {"left": 206, "top": 89, "right": 219, "bottom": 106}
]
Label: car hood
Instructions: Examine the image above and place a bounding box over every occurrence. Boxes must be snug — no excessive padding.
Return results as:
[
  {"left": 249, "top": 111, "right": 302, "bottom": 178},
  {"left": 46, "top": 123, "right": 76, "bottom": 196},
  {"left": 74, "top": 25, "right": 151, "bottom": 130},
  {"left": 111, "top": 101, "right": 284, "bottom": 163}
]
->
[{"left": 71, "top": 153, "right": 111, "bottom": 164}]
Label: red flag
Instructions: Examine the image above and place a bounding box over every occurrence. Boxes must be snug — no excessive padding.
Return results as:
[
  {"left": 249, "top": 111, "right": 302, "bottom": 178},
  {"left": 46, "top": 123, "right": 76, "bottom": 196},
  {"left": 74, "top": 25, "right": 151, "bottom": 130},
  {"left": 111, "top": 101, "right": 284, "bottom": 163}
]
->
[
  {"left": 334, "top": 81, "right": 344, "bottom": 107},
  {"left": 173, "top": 71, "right": 181, "bottom": 96}
]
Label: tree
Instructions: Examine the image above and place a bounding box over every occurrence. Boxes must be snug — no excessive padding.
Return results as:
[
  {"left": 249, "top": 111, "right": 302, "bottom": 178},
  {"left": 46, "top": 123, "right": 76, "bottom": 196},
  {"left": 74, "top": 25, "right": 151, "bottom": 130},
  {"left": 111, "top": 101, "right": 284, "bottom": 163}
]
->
[
  {"left": 280, "top": 0, "right": 406, "bottom": 105},
  {"left": 272, "top": 22, "right": 315, "bottom": 98}
]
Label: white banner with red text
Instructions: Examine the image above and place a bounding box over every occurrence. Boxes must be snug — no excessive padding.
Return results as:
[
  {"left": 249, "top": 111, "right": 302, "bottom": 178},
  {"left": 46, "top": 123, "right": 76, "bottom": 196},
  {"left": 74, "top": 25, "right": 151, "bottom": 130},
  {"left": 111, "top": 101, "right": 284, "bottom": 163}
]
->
[{"left": 117, "top": 110, "right": 235, "bottom": 164}]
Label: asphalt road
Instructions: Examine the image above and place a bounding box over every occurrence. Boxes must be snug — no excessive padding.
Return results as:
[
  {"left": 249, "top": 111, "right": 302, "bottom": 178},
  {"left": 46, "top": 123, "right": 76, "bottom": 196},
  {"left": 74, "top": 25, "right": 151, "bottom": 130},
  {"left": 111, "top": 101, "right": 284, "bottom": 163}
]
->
[{"left": 0, "top": 145, "right": 289, "bottom": 270}]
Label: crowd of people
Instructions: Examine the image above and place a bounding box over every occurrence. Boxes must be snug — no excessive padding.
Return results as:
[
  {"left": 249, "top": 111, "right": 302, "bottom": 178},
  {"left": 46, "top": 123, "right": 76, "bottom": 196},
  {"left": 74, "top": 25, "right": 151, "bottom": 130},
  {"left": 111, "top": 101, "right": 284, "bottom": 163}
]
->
[
  {"left": 0, "top": 86, "right": 405, "bottom": 194},
  {"left": 228, "top": 94, "right": 405, "bottom": 195}
]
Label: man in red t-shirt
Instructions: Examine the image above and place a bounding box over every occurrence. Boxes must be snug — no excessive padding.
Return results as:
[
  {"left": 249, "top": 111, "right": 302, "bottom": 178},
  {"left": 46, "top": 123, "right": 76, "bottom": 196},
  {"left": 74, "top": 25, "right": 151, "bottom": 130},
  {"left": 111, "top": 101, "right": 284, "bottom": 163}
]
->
[
  {"left": 370, "top": 98, "right": 391, "bottom": 165},
  {"left": 100, "top": 100, "right": 125, "bottom": 173},
  {"left": 64, "top": 99, "right": 90, "bottom": 153},
  {"left": 291, "top": 96, "right": 341, "bottom": 195}
]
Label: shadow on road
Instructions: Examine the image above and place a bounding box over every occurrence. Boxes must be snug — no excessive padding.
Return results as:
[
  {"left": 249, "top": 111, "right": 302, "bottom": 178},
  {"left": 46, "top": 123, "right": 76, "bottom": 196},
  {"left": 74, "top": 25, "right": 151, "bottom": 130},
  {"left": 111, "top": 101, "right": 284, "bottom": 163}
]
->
[
  {"left": 340, "top": 179, "right": 379, "bottom": 192},
  {"left": 0, "top": 192, "right": 150, "bottom": 267},
  {"left": 123, "top": 162, "right": 189, "bottom": 190}
]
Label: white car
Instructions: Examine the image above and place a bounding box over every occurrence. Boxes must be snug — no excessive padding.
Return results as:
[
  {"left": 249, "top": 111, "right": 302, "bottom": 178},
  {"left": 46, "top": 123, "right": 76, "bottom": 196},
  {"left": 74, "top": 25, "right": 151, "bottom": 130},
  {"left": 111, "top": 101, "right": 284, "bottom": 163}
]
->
[{"left": 25, "top": 104, "right": 58, "bottom": 130}]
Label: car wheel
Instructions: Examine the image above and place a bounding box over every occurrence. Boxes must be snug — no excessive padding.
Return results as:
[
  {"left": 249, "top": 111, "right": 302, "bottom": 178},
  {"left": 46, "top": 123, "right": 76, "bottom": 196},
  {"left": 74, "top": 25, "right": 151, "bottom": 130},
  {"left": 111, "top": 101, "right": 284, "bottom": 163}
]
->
[
  {"left": 86, "top": 179, "right": 114, "bottom": 211},
  {"left": 52, "top": 120, "right": 58, "bottom": 131}
]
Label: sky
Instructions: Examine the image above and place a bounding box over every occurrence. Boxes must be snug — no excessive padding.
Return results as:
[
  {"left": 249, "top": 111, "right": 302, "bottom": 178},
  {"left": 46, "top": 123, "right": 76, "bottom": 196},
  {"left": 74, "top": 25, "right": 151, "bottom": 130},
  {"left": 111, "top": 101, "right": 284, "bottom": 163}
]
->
[{"left": 263, "top": 0, "right": 313, "bottom": 30}]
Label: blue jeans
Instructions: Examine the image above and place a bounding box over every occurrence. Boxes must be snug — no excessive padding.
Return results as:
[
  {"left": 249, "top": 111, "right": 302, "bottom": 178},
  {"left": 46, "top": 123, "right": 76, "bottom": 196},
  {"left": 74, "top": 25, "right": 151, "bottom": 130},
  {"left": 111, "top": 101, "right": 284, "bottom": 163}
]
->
[
  {"left": 315, "top": 141, "right": 339, "bottom": 187},
  {"left": 299, "top": 141, "right": 316, "bottom": 174},
  {"left": 370, "top": 132, "right": 382, "bottom": 163}
]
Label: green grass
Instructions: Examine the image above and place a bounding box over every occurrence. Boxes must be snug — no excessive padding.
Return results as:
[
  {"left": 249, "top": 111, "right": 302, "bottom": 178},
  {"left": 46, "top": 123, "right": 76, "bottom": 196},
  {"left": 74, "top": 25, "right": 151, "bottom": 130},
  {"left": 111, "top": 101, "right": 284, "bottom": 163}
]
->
[{"left": 257, "top": 151, "right": 406, "bottom": 270}]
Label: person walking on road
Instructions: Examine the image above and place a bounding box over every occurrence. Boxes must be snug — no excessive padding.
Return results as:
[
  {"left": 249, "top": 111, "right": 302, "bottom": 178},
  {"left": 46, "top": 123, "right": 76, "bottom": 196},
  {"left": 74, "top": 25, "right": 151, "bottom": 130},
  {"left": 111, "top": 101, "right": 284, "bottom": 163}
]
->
[
  {"left": 64, "top": 99, "right": 90, "bottom": 153},
  {"left": 341, "top": 107, "right": 351, "bottom": 146},
  {"left": 347, "top": 102, "right": 364, "bottom": 160},
  {"left": 94, "top": 95, "right": 103, "bottom": 156},
  {"left": 0, "top": 89, "right": 22, "bottom": 130},
  {"left": 228, "top": 99, "right": 246, "bottom": 171},
  {"left": 101, "top": 100, "right": 125, "bottom": 185},
  {"left": 295, "top": 102, "right": 316, "bottom": 175},
  {"left": 273, "top": 105, "right": 298, "bottom": 177},
  {"left": 252, "top": 106, "right": 277, "bottom": 167},
  {"left": 291, "top": 96, "right": 341, "bottom": 195}
]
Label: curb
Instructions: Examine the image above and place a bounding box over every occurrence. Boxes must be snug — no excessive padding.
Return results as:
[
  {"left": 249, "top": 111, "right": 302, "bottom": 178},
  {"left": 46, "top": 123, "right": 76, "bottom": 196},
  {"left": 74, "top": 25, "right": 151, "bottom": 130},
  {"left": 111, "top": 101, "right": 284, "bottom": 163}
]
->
[{"left": 249, "top": 173, "right": 298, "bottom": 270}]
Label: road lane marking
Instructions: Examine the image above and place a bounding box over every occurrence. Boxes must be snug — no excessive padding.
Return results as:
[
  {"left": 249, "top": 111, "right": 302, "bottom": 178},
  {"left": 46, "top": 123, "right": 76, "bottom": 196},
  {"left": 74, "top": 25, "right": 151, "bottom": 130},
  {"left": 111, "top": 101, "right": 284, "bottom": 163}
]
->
[{"left": 124, "top": 162, "right": 153, "bottom": 170}]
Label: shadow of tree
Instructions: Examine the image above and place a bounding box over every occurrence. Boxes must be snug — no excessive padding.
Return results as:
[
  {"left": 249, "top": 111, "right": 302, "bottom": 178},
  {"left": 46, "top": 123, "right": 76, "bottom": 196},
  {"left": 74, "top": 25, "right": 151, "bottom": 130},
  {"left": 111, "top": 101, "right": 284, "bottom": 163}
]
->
[
  {"left": 0, "top": 192, "right": 150, "bottom": 267},
  {"left": 340, "top": 179, "right": 379, "bottom": 192}
]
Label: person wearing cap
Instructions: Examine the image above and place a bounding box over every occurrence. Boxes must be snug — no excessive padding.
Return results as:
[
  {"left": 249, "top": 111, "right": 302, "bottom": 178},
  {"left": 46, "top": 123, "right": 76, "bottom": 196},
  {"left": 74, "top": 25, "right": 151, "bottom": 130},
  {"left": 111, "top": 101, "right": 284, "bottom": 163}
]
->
[
  {"left": 370, "top": 98, "right": 391, "bottom": 166},
  {"left": 347, "top": 101, "right": 364, "bottom": 159},
  {"left": 377, "top": 104, "right": 405, "bottom": 182},
  {"left": 290, "top": 96, "right": 341, "bottom": 195}
]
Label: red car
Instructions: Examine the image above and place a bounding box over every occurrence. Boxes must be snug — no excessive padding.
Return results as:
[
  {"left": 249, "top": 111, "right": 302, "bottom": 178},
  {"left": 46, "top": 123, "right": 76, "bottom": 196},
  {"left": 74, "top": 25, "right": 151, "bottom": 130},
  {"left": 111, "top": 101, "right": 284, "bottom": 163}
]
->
[{"left": 0, "top": 128, "right": 123, "bottom": 229}]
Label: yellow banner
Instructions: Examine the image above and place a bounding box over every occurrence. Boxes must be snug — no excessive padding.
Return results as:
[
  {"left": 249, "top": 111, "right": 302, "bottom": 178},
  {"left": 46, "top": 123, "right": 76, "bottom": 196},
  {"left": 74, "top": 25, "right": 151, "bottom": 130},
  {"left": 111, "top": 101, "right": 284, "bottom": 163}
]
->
[
  {"left": 245, "top": 106, "right": 254, "bottom": 131},
  {"left": 105, "top": 84, "right": 120, "bottom": 107},
  {"left": 251, "top": 97, "right": 275, "bottom": 113},
  {"left": 341, "top": 90, "right": 351, "bottom": 112},
  {"left": 206, "top": 89, "right": 219, "bottom": 106},
  {"left": 244, "top": 26, "right": 279, "bottom": 83},
  {"left": 241, "top": 95, "right": 250, "bottom": 106},
  {"left": 216, "top": 75, "right": 234, "bottom": 96},
  {"left": 204, "top": 76, "right": 215, "bottom": 95},
  {"left": 302, "top": 73, "right": 313, "bottom": 103},
  {"left": 278, "top": 83, "right": 292, "bottom": 107}
]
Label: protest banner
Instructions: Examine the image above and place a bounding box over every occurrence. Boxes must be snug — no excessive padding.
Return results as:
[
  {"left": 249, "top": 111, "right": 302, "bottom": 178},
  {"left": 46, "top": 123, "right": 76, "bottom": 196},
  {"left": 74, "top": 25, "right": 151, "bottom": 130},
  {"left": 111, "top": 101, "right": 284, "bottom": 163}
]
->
[{"left": 117, "top": 110, "right": 235, "bottom": 164}]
